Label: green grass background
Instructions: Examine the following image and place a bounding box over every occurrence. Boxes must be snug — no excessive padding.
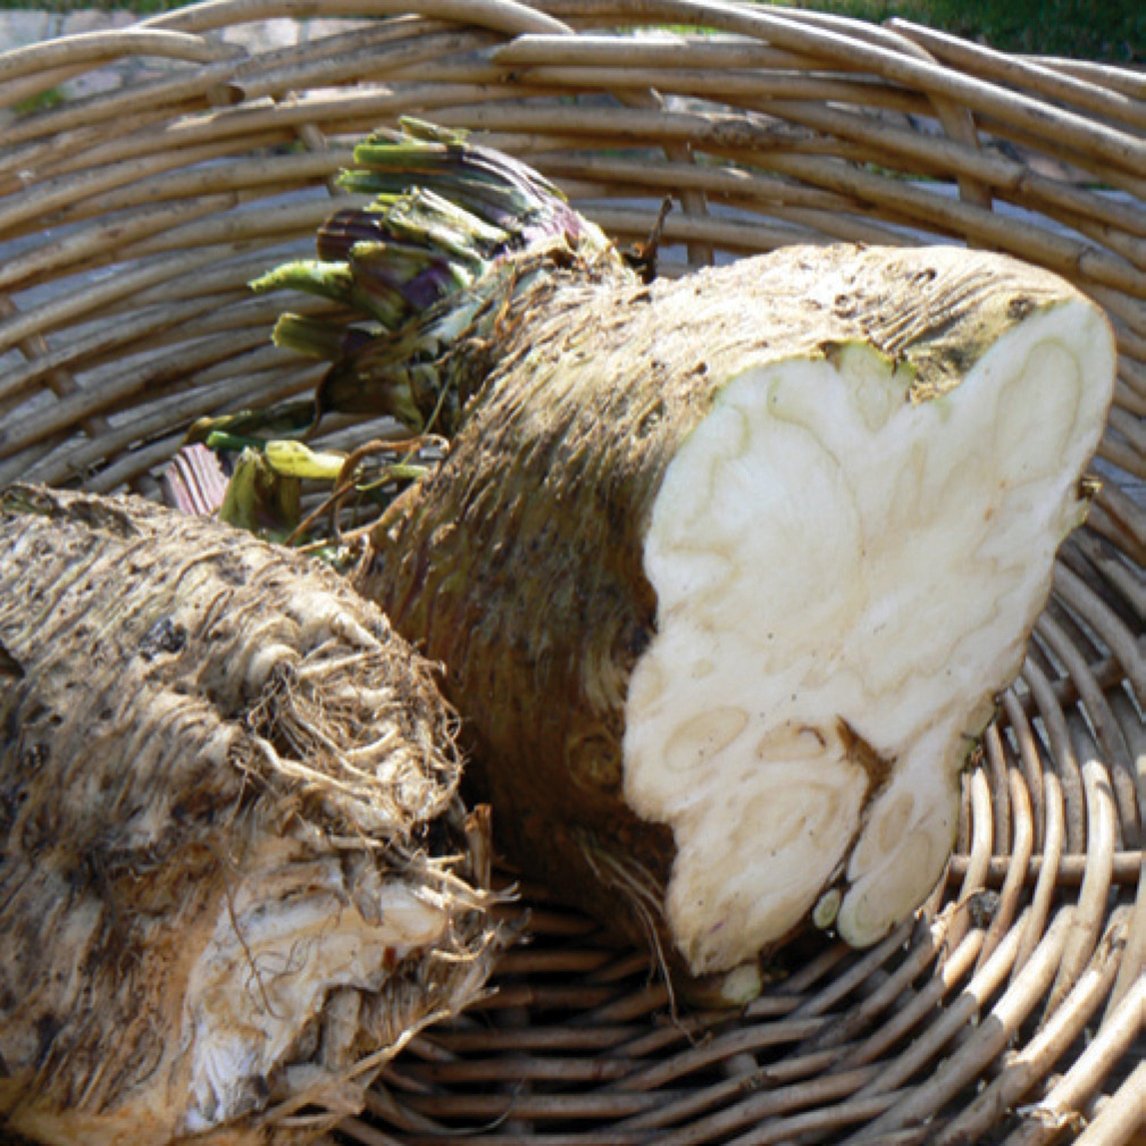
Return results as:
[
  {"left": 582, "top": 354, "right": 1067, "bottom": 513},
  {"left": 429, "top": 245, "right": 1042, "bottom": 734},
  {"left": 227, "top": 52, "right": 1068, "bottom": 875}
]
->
[
  {"left": 793, "top": 0, "right": 1142, "bottom": 63},
  {"left": 1, "top": 0, "right": 1141, "bottom": 62}
]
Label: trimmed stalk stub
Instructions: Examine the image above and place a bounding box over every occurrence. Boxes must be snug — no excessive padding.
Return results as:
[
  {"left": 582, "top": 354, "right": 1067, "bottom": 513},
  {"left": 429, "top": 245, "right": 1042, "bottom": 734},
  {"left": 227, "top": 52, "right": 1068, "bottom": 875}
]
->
[
  {"left": 250, "top": 120, "right": 624, "bottom": 437},
  {"left": 359, "top": 243, "right": 1116, "bottom": 997},
  {"left": 0, "top": 487, "right": 502, "bottom": 1145}
]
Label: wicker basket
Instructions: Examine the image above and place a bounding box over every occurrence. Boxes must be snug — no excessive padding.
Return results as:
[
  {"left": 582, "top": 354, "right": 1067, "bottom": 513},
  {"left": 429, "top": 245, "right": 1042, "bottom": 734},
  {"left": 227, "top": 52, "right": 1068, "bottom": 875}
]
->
[{"left": 1, "top": 3, "right": 1143, "bottom": 1143}]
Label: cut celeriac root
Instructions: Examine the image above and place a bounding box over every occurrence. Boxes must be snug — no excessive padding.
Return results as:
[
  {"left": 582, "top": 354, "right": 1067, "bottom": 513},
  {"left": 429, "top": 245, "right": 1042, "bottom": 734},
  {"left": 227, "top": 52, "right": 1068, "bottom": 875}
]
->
[
  {"left": 249, "top": 127, "right": 1117, "bottom": 1002},
  {"left": 626, "top": 301, "right": 1113, "bottom": 975},
  {"left": 360, "top": 244, "right": 1115, "bottom": 998}
]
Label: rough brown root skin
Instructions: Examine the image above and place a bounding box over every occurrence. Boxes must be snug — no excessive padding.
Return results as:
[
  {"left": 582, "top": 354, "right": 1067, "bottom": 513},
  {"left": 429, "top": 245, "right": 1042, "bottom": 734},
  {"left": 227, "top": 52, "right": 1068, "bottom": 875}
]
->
[
  {"left": 361, "top": 244, "right": 1115, "bottom": 996},
  {"left": 0, "top": 486, "right": 501, "bottom": 1146}
]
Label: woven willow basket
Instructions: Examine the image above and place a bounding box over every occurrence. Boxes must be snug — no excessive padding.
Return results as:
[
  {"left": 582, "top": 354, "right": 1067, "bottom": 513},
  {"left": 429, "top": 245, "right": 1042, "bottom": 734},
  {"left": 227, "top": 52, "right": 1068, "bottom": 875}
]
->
[{"left": 1, "top": 3, "right": 1143, "bottom": 1143}]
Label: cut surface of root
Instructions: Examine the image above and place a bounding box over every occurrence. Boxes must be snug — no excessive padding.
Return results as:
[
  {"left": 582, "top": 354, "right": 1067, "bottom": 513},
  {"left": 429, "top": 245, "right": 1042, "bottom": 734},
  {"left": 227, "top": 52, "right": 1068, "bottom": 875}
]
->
[{"left": 623, "top": 301, "right": 1114, "bottom": 975}]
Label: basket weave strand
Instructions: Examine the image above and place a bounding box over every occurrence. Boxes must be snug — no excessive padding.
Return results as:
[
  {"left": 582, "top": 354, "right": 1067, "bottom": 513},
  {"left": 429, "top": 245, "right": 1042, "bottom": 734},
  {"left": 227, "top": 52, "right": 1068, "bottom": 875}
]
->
[{"left": 0, "top": 2, "right": 1142, "bottom": 1143}]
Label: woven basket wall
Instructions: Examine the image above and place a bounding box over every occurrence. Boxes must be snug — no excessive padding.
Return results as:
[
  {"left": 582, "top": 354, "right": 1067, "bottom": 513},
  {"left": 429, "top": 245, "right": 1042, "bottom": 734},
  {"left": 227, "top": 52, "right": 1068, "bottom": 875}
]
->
[{"left": 1, "top": 2, "right": 1143, "bottom": 1144}]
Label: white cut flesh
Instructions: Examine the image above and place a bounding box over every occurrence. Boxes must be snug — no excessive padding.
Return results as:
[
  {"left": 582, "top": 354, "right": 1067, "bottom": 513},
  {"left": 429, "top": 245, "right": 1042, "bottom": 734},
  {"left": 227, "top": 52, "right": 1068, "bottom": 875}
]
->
[
  {"left": 182, "top": 837, "right": 448, "bottom": 1133},
  {"left": 623, "top": 299, "right": 1114, "bottom": 976}
]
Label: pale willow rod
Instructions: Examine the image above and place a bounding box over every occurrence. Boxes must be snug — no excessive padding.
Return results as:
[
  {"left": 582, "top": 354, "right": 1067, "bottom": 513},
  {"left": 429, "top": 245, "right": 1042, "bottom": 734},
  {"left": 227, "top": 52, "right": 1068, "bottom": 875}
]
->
[
  {"left": 1068, "top": 531, "right": 1146, "bottom": 622},
  {"left": 475, "top": 56, "right": 1146, "bottom": 248},
  {"left": 589, "top": 206, "right": 831, "bottom": 255},
  {"left": 0, "top": 294, "right": 227, "bottom": 413},
  {"left": 1028, "top": 57, "right": 1146, "bottom": 100},
  {"left": 1074, "top": 1062, "right": 1146, "bottom": 1146},
  {"left": 5, "top": 327, "right": 281, "bottom": 461},
  {"left": 505, "top": 10, "right": 1146, "bottom": 175},
  {"left": 396, "top": 55, "right": 933, "bottom": 117},
  {"left": 0, "top": 27, "right": 243, "bottom": 85},
  {"left": 2, "top": 195, "right": 353, "bottom": 308},
  {"left": 0, "top": 62, "right": 107, "bottom": 111},
  {"left": 1007, "top": 981, "right": 1145, "bottom": 1146},
  {"left": 0, "top": 107, "right": 286, "bottom": 188},
  {"left": 0, "top": 83, "right": 529, "bottom": 189},
  {"left": 44, "top": 150, "right": 355, "bottom": 230},
  {"left": 716, "top": 204, "right": 913, "bottom": 249},
  {"left": 887, "top": 19, "right": 1146, "bottom": 133},
  {"left": 1039, "top": 606, "right": 1116, "bottom": 713},
  {"left": 4, "top": 289, "right": 333, "bottom": 436},
  {"left": 966, "top": 116, "right": 1146, "bottom": 203},
  {"left": 472, "top": 31, "right": 976, "bottom": 190},
  {"left": 0, "top": 18, "right": 487, "bottom": 143},
  {"left": 999, "top": 694, "right": 1049, "bottom": 856},
  {"left": 0, "top": 245, "right": 303, "bottom": 384},
  {"left": 143, "top": 0, "right": 568, "bottom": 36},
  {"left": 915, "top": 912, "right": 1131, "bottom": 1146},
  {"left": 1098, "top": 433, "right": 1145, "bottom": 483},
  {"left": 11, "top": 143, "right": 1146, "bottom": 391},
  {"left": 1113, "top": 376, "right": 1146, "bottom": 421},
  {"left": 483, "top": 34, "right": 1146, "bottom": 210},
  {"left": 13, "top": 72, "right": 1127, "bottom": 314},
  {"left": 0, "top": 107, "right": 192, "bottom": 187},
  {"left": 951, "top": 771, "right": 997, "bottom": 951},
  {"left": 1086, "top": 492, "right": 1146, "bottom": 573},
  {"left": 0, "top": 140, "right": 272, "bottom": 236},
  {"left": 1053, "top": 753, "right": 1121, "bottom": 1010},
  {"left": 130, "top": 288, "right": 319, "bottom": 360},
  {"left": 1026, "top": 657, "right": 1090, "bottom": 855},
  {"left": 1009, "top": 698, "right": 1070, "bottom": 977},
  {"left": 230, "top": 26, "right": 504, "bottom": 103},
  {"left": 131, "top": 289, "right": 337, "bottom": 346},
  {"left": 611, "top": 16, "right": 992, "bottom": 185},
  {"left": 1016, "top": 664, "right": 1138, "bottom": 816},
  {"left": 1085, "top": 704, "right": 1139, "bottom": 880},
  {"left": 744, "top": 2, "right": 960, "bottom": 58},
  {"left": 476, "top": 31, "right": 834, "bottom": 71},
  {"left": 423, "top": 101, "right": 1144, "bottom": 298},
  {"left": 982, "top": 723, "right": 1013, "bottom": 856},
  {"left": 947, "top": 851, "right": 1143, "bottom": 886},
  {"left": 539, "top": 155, "right": 857, "bottom": 213},
  {"left": 82, "top": 432, "right": 190, "bottom": 495},
  {"left": 1053, "top": 565, "right": 1146, "bottom": 714},
  {"left": 0, "top": 59, "right": 240, "bottom": 143},
  {"left": 218, "top": 14, "right": 467, "bottom": 95},
  {"left": 1108, "top": 407, "right": 1146, "bottom": 464},
  {"left": 1108, "top": 696, "right": 1146, "bottom": 1016},
  {"left": 977, "top": 750, "right": 1029, "bottom": 961},
  {"left": 135, "top": 194, "right": 358, "bottom": 256},
  {"left": 13, "top": 358, "right": 321, "bottom": 490},
  {"left": 0, "top": 193, "right": 234, "bottom": 294},
  {"left": 751, "top": 102, "right": 1146, "bottom": 240},
  {"left": 0, "top": 245, "right": 232, "bottom": 357}
]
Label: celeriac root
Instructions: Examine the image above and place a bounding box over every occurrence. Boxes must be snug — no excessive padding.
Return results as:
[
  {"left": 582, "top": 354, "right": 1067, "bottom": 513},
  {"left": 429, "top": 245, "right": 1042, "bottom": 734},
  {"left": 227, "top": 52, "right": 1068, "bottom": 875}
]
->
[
  {"left": 246, "top": 127, "right": 1117, "bottom": 1001},
  {"left": 359, "top": 244, "right": 1115, "bottom": 996},
  {"left": 0, "top": 485, "right": 501, "bottom": 1145}
]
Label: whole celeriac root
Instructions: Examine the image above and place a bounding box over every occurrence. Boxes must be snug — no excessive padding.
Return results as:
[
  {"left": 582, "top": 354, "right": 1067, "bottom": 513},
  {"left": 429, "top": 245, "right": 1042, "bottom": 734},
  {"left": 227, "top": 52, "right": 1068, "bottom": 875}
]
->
[{"left": 0, "top": 485, "right": 501, "bottom": 1145}]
